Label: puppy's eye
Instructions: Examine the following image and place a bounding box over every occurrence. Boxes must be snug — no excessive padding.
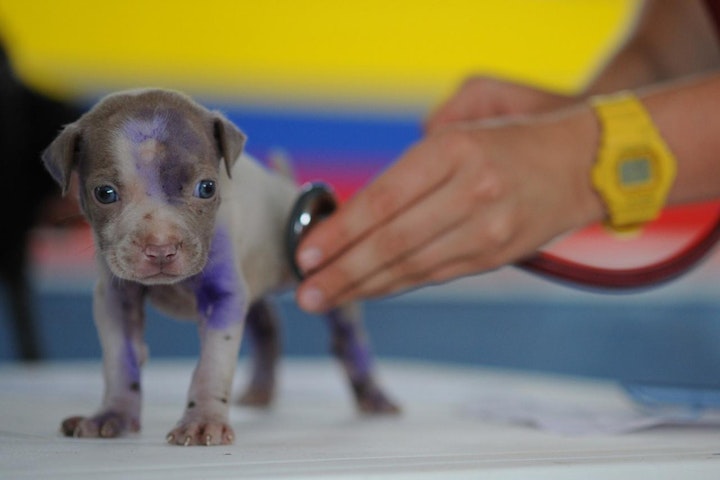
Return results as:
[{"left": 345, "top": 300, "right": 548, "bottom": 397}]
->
[
  {"left": 194, "top": 179, "right": 216, "bottom": 199},
  {"left": 94, "top": 185, "right": 119, "bottom": 204}
]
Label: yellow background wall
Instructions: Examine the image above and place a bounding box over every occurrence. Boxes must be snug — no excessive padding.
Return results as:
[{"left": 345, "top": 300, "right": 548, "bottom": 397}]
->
[{"left": 0, "top": 0, "right": 639, "bottom": 111}]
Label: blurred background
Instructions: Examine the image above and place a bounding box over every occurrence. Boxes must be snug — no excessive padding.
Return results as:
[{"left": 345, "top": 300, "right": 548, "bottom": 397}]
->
[{"left": 1, "top": 0, "right": 719, "bottom": 389}]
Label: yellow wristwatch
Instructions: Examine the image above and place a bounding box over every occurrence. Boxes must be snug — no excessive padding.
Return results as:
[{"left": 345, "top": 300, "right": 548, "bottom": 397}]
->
[{"left": 590, "top": 92, "right": 677, "bottom": 233}]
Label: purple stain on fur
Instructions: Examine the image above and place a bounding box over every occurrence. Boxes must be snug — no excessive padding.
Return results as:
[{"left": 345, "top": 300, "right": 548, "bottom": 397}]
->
[
  {"left": 195, "top": 226, "right": 245, "bottom": 330},
  {"left": 122, "top": 113, "right": 199, "bottom": 202},
  {"left": 327, "top": 310, "right": 373, "bottom": 379},
  {"left": 122, "top": 339, "right": 142, "bottom": 388},
  {"left": 123, "top": 116, "right": 168, "bottom": 199},
  {"left": 105, "top": 280, "right": 143, "bottom": 388},
  {"left": 123, "top": 115, "right": 169, "bottom": 144}
]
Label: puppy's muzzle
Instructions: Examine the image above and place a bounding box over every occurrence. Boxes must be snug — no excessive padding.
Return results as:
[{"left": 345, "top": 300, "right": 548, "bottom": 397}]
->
[{"left": 143, "top": 242, "right": 180, "bottom": 266}]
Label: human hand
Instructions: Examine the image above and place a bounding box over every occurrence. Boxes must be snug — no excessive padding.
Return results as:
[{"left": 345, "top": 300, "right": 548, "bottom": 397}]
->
[
  {"left": 294, "top": 106, "right": 606, "bottom": 313},
  {"left": 425, "top": 76, "right": 579, "bottom": 133}
]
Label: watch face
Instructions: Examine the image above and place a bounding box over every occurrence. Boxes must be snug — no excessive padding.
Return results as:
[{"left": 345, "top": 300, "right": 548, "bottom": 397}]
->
[{"left": 618, "top": 154, "right": 655, "bottom": 189}]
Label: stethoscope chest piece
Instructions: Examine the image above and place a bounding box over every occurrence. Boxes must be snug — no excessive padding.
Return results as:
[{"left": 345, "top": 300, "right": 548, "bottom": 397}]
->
[{"left": 285, "top": 182, "right": 338, "bottom": 280}]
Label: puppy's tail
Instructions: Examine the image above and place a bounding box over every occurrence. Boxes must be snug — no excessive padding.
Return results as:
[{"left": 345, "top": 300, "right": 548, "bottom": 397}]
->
[{"left": 267, "top": 149, "right": 296, "bottom": 182}]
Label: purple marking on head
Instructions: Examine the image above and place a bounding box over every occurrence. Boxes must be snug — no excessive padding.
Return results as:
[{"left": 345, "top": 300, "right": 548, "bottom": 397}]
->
[
  {"left": 195, "top": 226, "right": 245, "bottom": 330},
  {"left": 158, "top": 152, "right": 193, "bottom": 202},
  {"left": 123, "top": 115, "right": 169, "bottom": 144},
  {"left": 122, "top": 116, "right": 168, "bottom": 199},
  {"left": 122, "top": 111, "right": 206, "bottom": 203}
]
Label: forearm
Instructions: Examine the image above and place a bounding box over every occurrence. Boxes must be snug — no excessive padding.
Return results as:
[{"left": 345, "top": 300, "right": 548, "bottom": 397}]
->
[
  {"left": 640, "top": 72, "right": 720, "bottom": 205},
  {"left": 582, "top": 0, "right": 720, "bottom": 96}
]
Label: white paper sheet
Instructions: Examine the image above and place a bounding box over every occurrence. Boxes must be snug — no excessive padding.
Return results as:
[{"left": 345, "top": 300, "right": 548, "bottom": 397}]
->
[{"left": 463, "top": 393, "right": 720, "bottom": 435}]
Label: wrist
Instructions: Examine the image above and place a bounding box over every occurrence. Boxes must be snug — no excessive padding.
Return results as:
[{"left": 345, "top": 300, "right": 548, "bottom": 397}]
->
[{"left": 553, "top": 104, "right": 608, "bottom": 230}]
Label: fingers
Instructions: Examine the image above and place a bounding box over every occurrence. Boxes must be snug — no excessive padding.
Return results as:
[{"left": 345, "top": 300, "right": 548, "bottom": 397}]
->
[
  {"left": 296, "top": 173, "right": 473, "bottom": 311},
  {"left": 295, "top": 139, "right": 453, "bottom": 278},
  {"left": 322, "top": 238, "right": 480, "bottom": 305},
  {"left": 319, "top": 203, "right": 517, "bottom": 306}
]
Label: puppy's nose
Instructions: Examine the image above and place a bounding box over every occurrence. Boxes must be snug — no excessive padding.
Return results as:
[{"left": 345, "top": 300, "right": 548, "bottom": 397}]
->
[{"left": 144, "top": 243, "right": 179, "bottom": 264}]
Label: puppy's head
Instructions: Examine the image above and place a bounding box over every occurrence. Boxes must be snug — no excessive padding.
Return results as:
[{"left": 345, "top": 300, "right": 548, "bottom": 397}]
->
[{"left": 43, "top": 89, "right": 246, "bottom": 284}]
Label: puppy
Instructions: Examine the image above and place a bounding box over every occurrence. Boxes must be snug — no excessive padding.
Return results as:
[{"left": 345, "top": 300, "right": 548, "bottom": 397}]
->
[{"left": 42, "top": 89, "right": 398, "bottom": 446}]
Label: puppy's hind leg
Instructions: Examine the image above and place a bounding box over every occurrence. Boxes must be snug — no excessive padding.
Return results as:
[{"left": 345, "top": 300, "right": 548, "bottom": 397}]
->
[
  {"left": 327, "top": 303, "right": 400, "bottom": 414},
  {"left": 237, "top": 298, "right": 280, "bottom": 408}
]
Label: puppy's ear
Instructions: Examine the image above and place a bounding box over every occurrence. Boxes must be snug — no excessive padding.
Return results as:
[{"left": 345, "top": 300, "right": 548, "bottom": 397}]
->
[
  {"left": 42, "top": 123, "right": 81, "bottom": 196},
  {"left": 212, "top": 112, "right": 246, "bottom": 178}
]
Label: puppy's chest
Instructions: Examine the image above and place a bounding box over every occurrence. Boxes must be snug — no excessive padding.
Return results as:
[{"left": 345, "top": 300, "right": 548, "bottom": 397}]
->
[{"left": 146, "top": 283, "right": 199, "bottom": 320}]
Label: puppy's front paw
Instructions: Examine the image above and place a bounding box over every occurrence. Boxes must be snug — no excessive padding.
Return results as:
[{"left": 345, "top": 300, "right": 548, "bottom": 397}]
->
[
  {"left": 166, "top": 418, "right": 234, "bottom": 446},
  {"left": 60, "top": 411, "right": 140, "bottom": 438}
]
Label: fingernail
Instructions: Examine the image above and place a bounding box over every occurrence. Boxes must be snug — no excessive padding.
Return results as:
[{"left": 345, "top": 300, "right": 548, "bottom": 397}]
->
[
  {"left": 297, "top": 247, "right": 323, "bottom": 271},
  {"left": 298, "top": 286, "right": 325, "bottom": 312}
]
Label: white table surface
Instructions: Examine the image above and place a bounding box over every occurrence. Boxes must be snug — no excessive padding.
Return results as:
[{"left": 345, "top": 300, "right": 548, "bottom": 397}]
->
[{"left": 1, "top": 359, "right": 718, "bottom": 479}]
